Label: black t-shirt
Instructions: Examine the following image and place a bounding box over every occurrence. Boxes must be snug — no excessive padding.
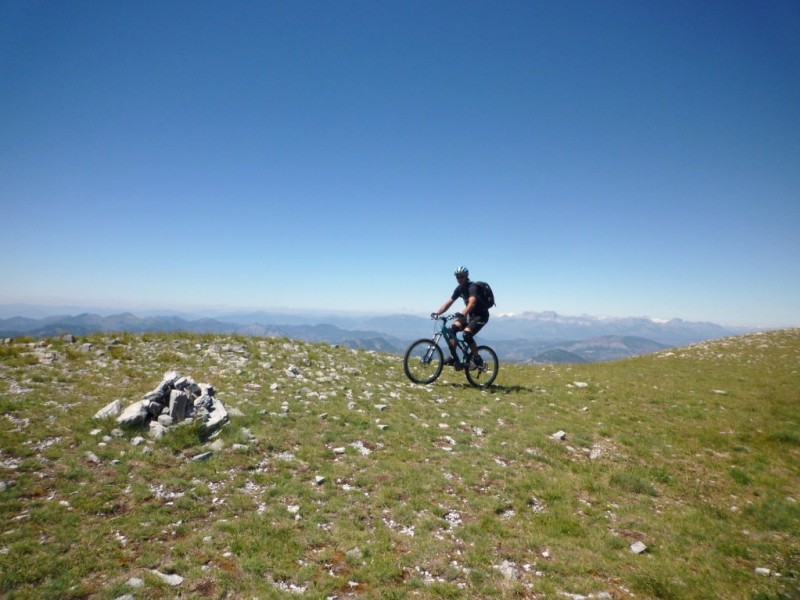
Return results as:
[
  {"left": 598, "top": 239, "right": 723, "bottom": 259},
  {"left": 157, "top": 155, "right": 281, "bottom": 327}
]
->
[{"left": 451, "top": 281, "right": 490, "bottom": 317}]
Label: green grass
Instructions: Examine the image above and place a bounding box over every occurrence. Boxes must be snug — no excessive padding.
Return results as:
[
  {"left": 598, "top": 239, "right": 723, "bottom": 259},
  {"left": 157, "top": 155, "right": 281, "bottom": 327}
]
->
[{"left": 0, "top": 329, "right": 798, "bottom": 598}]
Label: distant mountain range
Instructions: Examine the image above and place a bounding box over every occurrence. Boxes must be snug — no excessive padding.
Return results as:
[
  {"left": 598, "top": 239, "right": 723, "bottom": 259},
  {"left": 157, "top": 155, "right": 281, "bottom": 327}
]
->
[{"left": 0, "top": 306, "right": 757, "bottom": 364}]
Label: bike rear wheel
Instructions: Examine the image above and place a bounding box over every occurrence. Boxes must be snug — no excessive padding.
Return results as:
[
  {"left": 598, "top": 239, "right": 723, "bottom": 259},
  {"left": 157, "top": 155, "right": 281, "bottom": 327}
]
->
[
  {"left": 465, "top": 345, "right": 499, "bottom": 388},
  {"left": 403, "top": 339, "right": 444, "bottom": 384}
]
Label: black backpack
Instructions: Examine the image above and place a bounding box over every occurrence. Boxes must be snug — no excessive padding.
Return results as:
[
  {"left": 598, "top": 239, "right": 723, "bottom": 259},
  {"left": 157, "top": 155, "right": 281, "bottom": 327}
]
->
[{"left": 473, "top": 281, "right": 496, "bottom": 308}]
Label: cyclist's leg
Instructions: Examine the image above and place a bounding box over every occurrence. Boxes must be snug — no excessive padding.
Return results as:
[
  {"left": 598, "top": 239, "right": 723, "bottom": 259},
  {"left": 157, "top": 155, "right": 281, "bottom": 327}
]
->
[
  {"left": 447, "top": 317, "right": 466, "bottom": 363},
  {"left": 464, "top": 315, "right": 487, "bottom": 357},
  {"left": 462, "top": 329, "right": 479, "bottom": 355}
]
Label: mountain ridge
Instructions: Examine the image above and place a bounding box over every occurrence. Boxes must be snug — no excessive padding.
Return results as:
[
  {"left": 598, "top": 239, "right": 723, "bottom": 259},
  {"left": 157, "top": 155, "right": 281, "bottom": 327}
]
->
[{"left": 0, "top": 305, "right": 759, "bottom": 363}]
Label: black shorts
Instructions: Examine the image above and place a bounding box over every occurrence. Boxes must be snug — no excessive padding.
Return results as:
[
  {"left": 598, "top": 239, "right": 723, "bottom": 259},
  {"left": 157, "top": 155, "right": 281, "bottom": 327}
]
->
[{"left": 456, "top": 312, "right": 488, "bottom": 335}]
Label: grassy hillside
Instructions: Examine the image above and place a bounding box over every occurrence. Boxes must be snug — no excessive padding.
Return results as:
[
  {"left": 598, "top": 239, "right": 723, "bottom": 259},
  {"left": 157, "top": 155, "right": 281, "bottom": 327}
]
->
[{"left": 0, "top": 329, "right": 798, "bottom": 599}]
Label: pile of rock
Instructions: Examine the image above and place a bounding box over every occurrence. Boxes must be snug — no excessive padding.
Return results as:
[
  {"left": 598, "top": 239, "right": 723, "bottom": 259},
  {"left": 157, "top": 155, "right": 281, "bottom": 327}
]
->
[{"left": 94, "top": 371, "right": 229, "bottom": 438}]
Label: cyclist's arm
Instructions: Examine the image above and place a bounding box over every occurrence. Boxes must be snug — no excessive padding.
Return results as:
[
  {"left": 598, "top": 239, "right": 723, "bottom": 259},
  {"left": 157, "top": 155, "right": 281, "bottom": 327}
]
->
[{"left": 435, "top": 298, "right": 455, "bottom": 316}]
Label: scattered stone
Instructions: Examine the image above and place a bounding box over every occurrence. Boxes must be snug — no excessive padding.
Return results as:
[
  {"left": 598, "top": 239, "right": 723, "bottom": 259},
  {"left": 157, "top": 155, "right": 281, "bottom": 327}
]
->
[
  {"left": 529, "top": 496, "right": 547, "bottom": 513},
  {"left": 346, "top": 547, "right": 364, "bottom": 562},
  {"left": 85, "top": 451, "right": 100, "bottom": 464},
  {"left": 551, "top": 430, "right": 567, "bottom": 441},
  {"left": 150, "top": 570, "right": 183, "bottom": 586},
  {"left": 192, "top": 451, "right": 213, "bottom": 462},
  {"left": 148, "top": 421, "right": 166, "bottom": 440},
  {"left": 94, "top": 399, "right": 123, "bottom": 420},
  {"left": 203, "top": 396, "right": 229, "bottom": 433},
  {"left": 116, "top": 401, "right": 148, "bottom": 427},
  {"left": 226, "top": 405, "right": 245, "bottom": 417},
  {"left": 315, "top": 475, "right": 326, "bottom": 485},
  {"left": 630, "top": 541, "right": 648, "bottom": 554},
  {"left": 494, "top": 559, "right": 520, "bottom": 580},
  {"left": 573, "top": 381, "right": 589, "bottom": 388},
  {"left": 126, "top": 577, "right": 145, "bottom": 588},
  {"left": 755, "top": 567, "right": 771, "bottom": 576}
]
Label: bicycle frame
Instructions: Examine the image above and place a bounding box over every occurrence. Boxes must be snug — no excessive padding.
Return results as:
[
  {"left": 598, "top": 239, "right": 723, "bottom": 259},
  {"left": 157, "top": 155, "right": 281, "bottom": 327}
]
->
[{"left": 432, "top": 315, "right": 472, "bottom": 362}]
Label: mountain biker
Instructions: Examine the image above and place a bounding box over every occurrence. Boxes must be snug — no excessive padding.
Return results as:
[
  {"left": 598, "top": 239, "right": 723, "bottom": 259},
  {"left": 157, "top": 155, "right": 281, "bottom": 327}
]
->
[{"left": 433, "top": 266, "right": 489, "bottom": 370}]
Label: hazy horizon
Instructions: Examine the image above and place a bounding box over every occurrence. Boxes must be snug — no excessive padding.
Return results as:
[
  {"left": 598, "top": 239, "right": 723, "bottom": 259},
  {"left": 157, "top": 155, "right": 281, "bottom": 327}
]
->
[{"left": 0, "top": 300, "right": 790, "bottom": 330}]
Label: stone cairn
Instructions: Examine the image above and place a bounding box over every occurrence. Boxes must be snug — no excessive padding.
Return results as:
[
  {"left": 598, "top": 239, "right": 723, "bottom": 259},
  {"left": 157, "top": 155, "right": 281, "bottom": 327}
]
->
[{"left": 94, "top": 371, "right": 228, "bottom": 438}]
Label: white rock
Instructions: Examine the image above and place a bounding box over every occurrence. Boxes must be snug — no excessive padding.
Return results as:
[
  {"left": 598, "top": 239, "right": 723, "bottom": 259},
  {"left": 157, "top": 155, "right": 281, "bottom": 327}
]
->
[
  {"left": 148, "top": 421, "right": 166, "bottom": 440},
  {"left": 630, "top": 541, "right": 648, "bottom": 554},
  {"left": 94, "top": 399, "right": 124, "bottom": 420},
  {"left": 551, "top": 430, "right": 567, "bottom": 440},
  {"left": 150, "top": 570, "right": 183, "bottom": 586},
  {"left": 202, "top": 397, "right": 229, "bottom": 433},
  {"left": 116, "top": 401, "right": 148, "bottom": 426},
  {"left": 494, "top": 559, "right": 519, "bottom": 580}
]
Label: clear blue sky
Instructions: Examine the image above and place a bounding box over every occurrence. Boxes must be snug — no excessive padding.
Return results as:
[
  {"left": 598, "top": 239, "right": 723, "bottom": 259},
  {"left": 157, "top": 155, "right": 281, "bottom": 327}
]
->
[{"left": 2, "top": 1, "right": 799, "bottom": 327}]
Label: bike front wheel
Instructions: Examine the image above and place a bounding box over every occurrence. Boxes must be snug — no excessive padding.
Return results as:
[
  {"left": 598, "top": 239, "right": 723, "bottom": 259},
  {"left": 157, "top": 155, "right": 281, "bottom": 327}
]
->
[
  {"left": 403, "top": 339, "right": 444, "bottom": 384},
  {"left": 465, "top": 345, "right": 499, "bottom": 388}
]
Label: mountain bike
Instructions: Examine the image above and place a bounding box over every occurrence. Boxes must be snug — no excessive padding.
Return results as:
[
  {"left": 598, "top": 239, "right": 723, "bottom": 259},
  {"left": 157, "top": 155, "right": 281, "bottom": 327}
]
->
[{"left": 403, "top": 315, "right": 499, "bottom": 387}]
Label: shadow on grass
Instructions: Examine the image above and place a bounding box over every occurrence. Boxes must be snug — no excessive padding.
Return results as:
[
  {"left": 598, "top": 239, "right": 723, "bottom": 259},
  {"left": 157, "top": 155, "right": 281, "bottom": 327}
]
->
[{"left": 434, "top": 381, "right": 534, "bottom": 394}]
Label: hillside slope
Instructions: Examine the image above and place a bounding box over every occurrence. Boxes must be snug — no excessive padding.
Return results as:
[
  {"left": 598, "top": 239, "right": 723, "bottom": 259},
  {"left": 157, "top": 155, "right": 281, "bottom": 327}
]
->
[{"left": 0, "top": 329, "right": 798, "bottom": 599}]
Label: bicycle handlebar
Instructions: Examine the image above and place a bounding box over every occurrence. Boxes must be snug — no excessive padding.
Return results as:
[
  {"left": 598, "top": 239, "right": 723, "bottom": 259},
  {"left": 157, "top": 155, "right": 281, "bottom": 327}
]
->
[{"left": 430, "top": 313, "right": 458, "bottom": 322}]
